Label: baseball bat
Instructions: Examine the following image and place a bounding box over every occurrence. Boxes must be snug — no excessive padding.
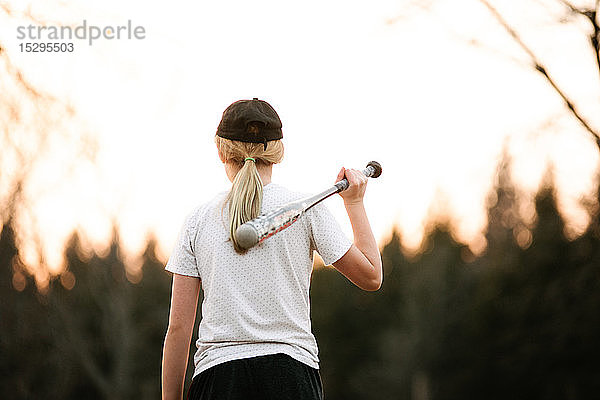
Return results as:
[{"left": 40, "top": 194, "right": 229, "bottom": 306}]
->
[{"left": 235, "top": 161, "right": 382, "bottom": 250}]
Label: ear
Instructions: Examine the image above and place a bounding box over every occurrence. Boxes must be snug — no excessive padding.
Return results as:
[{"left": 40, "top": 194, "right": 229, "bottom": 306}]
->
[{"left": 217, "top": 149, "right": 226, "bottom": 163}]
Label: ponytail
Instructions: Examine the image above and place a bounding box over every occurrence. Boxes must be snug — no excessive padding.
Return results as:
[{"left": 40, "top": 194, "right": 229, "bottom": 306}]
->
[
  {"left": 215, "top": 136, "right": 284, "bottom": 253},
  {"left": 227, "top": 158, "right": 263, "bottom": 253}
]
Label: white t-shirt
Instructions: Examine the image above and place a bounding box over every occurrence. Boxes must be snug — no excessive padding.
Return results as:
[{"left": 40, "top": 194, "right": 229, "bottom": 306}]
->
[{"left": 166, "top": 183, "right": 352, "bottom": 378}]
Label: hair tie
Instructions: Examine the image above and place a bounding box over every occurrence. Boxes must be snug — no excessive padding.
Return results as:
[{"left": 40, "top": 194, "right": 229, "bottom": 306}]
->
[{"left": 244, "top": 157, "right": 255, "bottom": 162}]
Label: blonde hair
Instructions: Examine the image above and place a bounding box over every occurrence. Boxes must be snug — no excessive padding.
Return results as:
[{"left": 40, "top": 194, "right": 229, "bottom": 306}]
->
[{"left": 215, "top": 135, "right": 284, "bottom": 253}]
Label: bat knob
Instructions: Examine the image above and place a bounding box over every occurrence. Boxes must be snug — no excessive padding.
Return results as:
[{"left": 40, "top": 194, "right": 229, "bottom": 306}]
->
[
  {"left": 236, "top": 223, "right": 259, "bottom": 250},
  {"left": 367, "top": 161, "right": 382, "bottom": 178}
]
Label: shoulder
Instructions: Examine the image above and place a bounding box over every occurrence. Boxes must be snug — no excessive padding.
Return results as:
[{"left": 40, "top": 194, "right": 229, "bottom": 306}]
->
[
  {"left": 263, "top": 183, "right": 309, "bottom": 205},
  {"left": 183, "top": 191, "right": 228, "bottom": 233},
  {"left": 264, "top": 183, "right": 335, "bottom": 219}
]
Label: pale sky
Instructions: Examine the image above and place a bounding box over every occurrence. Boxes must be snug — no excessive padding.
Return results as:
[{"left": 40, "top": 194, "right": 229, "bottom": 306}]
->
[{"left": 2, "top": 0, "right": 599, "bottom": 274}]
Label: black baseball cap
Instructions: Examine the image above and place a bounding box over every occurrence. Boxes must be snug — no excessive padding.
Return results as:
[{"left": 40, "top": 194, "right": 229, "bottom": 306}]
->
[{"left": 216, "top": 98, "right": 283, "bottom": 149}]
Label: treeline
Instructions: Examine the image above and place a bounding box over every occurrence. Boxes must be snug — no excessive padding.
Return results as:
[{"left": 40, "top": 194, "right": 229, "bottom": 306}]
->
[
  {"left": 312, "top": 163, "right": 600, "bottom": 400},
  {"left": 1, "top": 162, "right": 600, "bottom": 399},
  {"left": 0, "top": 228, "right": 192, "bottom": 399}
]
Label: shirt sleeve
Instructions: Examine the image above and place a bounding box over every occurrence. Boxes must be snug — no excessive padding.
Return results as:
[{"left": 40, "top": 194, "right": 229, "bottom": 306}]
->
[
  {"left": 307, "top": 202, "right": 353, "bottom": 266},
  {"left": 165, "top": 214, "right": 200, "bottom": 278}
]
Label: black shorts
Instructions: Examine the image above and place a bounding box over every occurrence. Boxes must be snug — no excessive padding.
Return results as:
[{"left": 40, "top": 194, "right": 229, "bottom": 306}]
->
[{"left": 186, "top": 353, "right": 323, "bottom": 400}]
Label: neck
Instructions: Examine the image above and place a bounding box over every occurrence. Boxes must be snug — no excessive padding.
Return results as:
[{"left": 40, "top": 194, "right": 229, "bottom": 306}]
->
[
  {"left": 225, "top": 162, "right": 273, "bottom": 185},
  {"left": 257, "top": 164, "right": 272, "bottom": 185}
]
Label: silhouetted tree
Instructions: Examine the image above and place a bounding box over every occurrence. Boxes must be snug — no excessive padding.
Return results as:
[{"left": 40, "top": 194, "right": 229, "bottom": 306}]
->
[
  {"left": 0, "top": 2, "right": 96, "bottom": 288},
  {"left": 0, "top": 221, "right": 55, "bottom": 399},
  {"left": 131, "top": 235, "right": 172, "bottom": 397},
  {"left": 41, "top": 230, "right": 172, "bottom": 399},
  {"left": 479, "top": 0, "right": 600, "bottom": 151}
]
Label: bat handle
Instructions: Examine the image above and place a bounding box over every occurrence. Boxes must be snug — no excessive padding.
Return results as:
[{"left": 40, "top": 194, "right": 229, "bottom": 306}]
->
[{"left": 334, "top": 161, "right": 382, "bottom": 193}]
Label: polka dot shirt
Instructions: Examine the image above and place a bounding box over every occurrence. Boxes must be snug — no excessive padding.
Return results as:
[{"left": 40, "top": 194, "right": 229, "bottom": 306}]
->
[{"left": 166, "top": 183, "right": 352, "bottom": 378}]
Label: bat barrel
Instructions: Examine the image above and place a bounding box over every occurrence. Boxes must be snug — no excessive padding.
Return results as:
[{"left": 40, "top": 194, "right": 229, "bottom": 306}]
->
[
  {"left": 236, "top": 200, "right": 308, "bottom": 249},
  {"left": 236, "top": 224, "right": 260, "bottom": 249}
]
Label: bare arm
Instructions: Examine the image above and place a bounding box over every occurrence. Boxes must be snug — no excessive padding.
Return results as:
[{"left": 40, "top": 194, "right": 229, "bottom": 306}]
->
[
  {"left": 332, "top": 167, "right": 383, "bottom": 291},
  {"left": 162, "top": 274, "right": 201, "bottom": 400}
]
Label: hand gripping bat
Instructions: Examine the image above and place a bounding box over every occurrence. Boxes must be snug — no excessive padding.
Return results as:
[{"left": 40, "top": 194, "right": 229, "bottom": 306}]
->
[{"left": 235, "top": 161, "right": 382, "bottom": 250}]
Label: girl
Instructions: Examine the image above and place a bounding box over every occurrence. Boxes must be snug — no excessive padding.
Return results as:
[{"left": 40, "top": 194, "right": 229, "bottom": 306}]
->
[{"left": 162, "top": 98, "right": 382, "bottom": 400}]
